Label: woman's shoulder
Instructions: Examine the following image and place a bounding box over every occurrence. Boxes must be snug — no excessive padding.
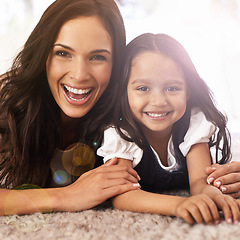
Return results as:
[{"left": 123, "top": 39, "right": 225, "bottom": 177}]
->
[{"left": 0, "top": 113, "right": 8, "bottom": 129}]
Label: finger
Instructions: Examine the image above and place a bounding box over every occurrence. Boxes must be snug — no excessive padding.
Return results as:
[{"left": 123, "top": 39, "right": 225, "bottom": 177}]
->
[
  {"left": 206, "top": 166, "right": 217, "bottom": 175},
  {"left": 225, "top": 197, "right": 240, "bottom": 224},
  {"left": 228, "top": 191, "right": 240, "bottom": 199},
  {"left": 188, "top": 204, "right": 205, "bottom": 224},
  {"left": 102, "top": 164, "right": 140, "bottom": 182},
  {"left": 102, "top": 177, "right": 140, "bottom": 189},
  {"left": 104, "top": 171, "right": 139, "bottom": 184},
  {"left": 214, "top": 173, "right": 240, "bottom": 187},
  {"left": 220, "top": 182, "right": 240, "bottom": 195},
  {"left": 103, "top": 183, "right": 140, "bottom": 199},
  {"left": 216, "top": 198, "right": 232, "bottom": 224},
  {"left": 194, "top": 198, "right": 217, "bottom": 225},
  {"left": 104, "top": 157, "right": 118, "bottom": 166},
  {"left": 178, "top": 209, "right": 195, "bottom": 225},
  {"left": 207, "top": 163, "right": 240, "bottom": 185},
  {"left": 202, "top": 197, "right": 220, "bottom": 225}
]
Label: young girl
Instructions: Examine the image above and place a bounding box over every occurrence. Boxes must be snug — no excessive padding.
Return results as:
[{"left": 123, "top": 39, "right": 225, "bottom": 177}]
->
[{"left": 97, "top": 33, "right": 240, "bottom": 225}]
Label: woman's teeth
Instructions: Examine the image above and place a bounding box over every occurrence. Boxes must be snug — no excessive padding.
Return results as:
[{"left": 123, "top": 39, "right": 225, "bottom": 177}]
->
[{"left": 64, "top": 85, "right": 91, "bottom": 94}]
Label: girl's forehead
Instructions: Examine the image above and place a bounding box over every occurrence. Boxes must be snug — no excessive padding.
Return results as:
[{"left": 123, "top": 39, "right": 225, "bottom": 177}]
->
[{"left": 128, "top": 50, "right": 185, "bottom": 85}]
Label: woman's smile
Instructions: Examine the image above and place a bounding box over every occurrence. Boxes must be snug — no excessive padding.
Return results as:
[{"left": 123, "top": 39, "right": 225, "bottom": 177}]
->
[
  {"left": 46, "top": 16, "right": 113, "bottom": 118},
  {"left": 62, "top": 84, "right": 92, "bottom": 104}
]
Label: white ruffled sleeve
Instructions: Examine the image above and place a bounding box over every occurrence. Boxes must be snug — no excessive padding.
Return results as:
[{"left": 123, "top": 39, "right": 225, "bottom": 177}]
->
[
  {"left": 97, "top": 127, "right": 143, "bottom": 168},
  {"left": 179, "top": 108, "right": 216, "bottom": 157}
]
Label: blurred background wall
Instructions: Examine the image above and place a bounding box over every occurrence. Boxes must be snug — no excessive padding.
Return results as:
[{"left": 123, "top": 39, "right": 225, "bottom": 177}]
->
[{"left": 0, "top": 0, "right": 240, "bottom": 132}]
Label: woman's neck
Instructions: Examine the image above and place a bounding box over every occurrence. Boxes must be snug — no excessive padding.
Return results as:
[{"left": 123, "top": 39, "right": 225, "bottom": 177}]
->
[{"left": 60, "top": 111, "right": 81, "bottom": 150}]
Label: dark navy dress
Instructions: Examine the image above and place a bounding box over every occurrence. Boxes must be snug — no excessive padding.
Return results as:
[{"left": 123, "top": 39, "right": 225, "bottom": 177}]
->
[{"left": 134, "top": 140, "right": 189, "bottom": 193}]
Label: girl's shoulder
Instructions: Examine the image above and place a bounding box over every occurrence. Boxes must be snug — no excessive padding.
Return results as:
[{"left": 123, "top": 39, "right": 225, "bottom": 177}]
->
[
  {"left": 179, "top": 108, "right": 216, "bottom": 157},
  {"left": 97, "top": 126, "right": 143, "bottom": 167}
]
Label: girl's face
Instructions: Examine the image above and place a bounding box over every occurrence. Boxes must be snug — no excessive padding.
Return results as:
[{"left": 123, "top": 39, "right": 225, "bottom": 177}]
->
[
  {"left": 127, "top": 51, "right": 188, "bottom": 137},
  {"left": 46, "top": 16, "right": 113, "bottom": 119}
]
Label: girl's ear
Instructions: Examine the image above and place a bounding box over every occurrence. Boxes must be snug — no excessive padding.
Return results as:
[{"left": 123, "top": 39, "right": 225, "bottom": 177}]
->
[{"left": 186, "top": 86, "right": 191, "bottom": 100}]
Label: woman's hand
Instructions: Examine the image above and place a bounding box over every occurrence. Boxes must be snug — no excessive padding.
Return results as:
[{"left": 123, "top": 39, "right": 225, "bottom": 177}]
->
[
  {"left": 206, "top": 161, "right": 240, "bottom": 198},
  {"left": 55, "top": 157, "right": 140, "bottom": 212}
]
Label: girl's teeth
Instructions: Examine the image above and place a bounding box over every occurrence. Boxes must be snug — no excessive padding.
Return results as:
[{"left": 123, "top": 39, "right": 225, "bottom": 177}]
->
[
  {"left": 64, "top": 85, "right": 91, "bottom": 94},
  {"left": 148, "top": 113, "right": 168, "bottom": 117}
]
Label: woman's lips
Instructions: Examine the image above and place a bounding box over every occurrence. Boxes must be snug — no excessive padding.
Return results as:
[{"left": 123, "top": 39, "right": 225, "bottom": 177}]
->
[{"left": 62, "top": 84, "right": 92, "bottom": 103}]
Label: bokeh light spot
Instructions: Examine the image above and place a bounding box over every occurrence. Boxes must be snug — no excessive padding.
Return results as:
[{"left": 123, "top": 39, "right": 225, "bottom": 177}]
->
[{"left": 53, "top": 170, "right": 68, "bottom": 185}]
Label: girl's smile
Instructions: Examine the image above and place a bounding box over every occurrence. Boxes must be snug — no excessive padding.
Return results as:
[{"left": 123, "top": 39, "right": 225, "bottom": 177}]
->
[
  {"left": 127, "top": 51, "right": 188, "bottom": 138},
  {"left": 46, "top": 16, "right": 113, "bottom": 119},
  {"left": 144, "top": 111, "right": 173, "bottom": 119}
]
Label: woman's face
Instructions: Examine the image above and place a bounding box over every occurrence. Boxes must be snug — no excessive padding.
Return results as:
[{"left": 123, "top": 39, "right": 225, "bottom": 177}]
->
[{"left": 46, "top": 16, "right": 113, "bottom": 119}]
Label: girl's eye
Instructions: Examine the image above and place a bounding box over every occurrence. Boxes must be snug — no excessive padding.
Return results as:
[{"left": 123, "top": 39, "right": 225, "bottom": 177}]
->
[
  {"left": 55, "top": 50, "right": 70, "bottom": 58},
  {"left": 166, "top": 86, "right": 179, "bottom": 92},
  {"left": 90, "top": 55, "right": 107, "bottom": 61},
  {"left": 137, "top": 86, "right": 149, "bottom": 92}
]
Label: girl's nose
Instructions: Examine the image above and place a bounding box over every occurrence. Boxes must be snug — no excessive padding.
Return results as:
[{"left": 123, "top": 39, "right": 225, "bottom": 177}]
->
[
  {"left": 151, "top": 91, "right": 167, "bottom": 106},
  {"left": 69, "top": 58, "right": 90, "bottom": 82}
]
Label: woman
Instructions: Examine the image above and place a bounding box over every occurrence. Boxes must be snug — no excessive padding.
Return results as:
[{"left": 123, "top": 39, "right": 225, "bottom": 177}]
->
[{"left": 0, "top": 0, "right": 139, "bottom": 216}]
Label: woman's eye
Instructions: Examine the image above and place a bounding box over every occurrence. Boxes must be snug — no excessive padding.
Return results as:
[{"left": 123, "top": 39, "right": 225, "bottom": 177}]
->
[
  {"left": 137, "top": 86, "right": 149, "bottom": 92},
  {"left": 90, "top": 55, "right": 107, "bottom": 61},
  {"left": 55, "top": 50, "right": 70, "bottom": 57}
]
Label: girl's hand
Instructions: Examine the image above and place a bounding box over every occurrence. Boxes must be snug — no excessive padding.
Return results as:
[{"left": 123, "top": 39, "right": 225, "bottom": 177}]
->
[
  {"left": 55, "top": 157, "right": 140, "bottom": 212},
  {"left": 202, "top": 186, "right": 240, "bottom": 224},
  {"left": 175, "top": 194, "right": 219, "bottom": 225},
  {"left": 206, "top": 162, "right": 240, "bottom": 198}
]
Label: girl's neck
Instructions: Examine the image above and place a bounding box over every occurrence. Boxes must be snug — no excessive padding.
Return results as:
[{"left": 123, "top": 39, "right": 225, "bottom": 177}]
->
[{"left": 142, "top": 126, "right": 172, "bottom": 167}]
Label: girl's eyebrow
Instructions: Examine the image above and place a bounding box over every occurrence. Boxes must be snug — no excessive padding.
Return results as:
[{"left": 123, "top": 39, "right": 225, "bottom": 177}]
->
[
  {"left": 53, "top": 43, "right": 111, "bottom": 55},
  {"left": 131, "top": 78, "right": 185, "bottom": 85},
  {"left": 130, "top": 79, "right": 151, "bottom": 85}
]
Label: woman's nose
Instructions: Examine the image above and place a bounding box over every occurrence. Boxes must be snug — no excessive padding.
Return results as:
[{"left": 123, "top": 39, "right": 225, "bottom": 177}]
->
[{"left": 69, "top": 58, "right": 90, "bottom": 81}]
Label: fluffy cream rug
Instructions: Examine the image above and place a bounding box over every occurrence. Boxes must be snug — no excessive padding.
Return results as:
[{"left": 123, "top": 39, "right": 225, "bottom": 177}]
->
[
  {"left": 0, "top": 192, "right": 240, "bottom": 240},
  {"left": 1, "top": 133, "right": 240, "bottom": 240}
]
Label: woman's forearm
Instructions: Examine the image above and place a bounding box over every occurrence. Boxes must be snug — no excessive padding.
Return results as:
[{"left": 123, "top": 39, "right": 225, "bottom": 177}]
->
[{"left": 0, "top": 188, "right": 60, "bottom": 215}]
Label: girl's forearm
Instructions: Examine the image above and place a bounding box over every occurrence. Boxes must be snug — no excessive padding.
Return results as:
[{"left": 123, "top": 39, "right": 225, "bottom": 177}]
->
[
  {"left": 190, "top": 177, "right": 222, "bottom": 196},
  {"left": 112, "top": 189, "right": 184, "bottom": 216}
]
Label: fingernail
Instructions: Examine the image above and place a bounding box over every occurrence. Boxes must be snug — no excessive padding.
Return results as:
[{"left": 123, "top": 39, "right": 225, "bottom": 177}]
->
[
  {"left": 221, "top": 186, "right": 227, "bottom": 193},
  {"left": 137, "top": 175, "right": 141, "bottom": 181},
  {"left": 234, "top": 220, "right": 239, "bottom": 224},
  {"left": 214, "top": 220, "right": 220, "bottom": 225},
  {"left": 227, "top": 218, "right": 232, "bottom": 224},
  {"left": 133, "top": 183, "right": 140, "bottom": 188},
  {"left": 207, "top": 177, "right": 214, "bottom": 184},
  {"left": 215, "top": 180, "right": 221, "bottom": 188}
]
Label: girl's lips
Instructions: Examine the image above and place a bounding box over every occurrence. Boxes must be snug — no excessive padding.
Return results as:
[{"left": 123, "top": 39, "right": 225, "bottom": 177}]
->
[{"left": 61, "top": 84, "right": 93, "bottom": 105}]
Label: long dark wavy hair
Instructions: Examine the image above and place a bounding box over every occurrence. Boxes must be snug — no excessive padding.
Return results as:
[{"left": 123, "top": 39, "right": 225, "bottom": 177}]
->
[
  {"left": 0, "top": 0, "right": 126, "bottom": 188},
  {"left": 115, "top": 33, "right": 231, "bottom": 165}
]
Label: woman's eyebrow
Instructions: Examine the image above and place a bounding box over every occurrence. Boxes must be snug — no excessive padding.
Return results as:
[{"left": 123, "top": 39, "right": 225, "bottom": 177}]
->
[
  {"left": 53, "top": 44, "right": 111, "bottom": 55},
  {"left": 90, "top": 49, "right": 111, "bottom": 55},
  {"left": 53, "top": 43, "right": 74, "bottom": 51}
]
